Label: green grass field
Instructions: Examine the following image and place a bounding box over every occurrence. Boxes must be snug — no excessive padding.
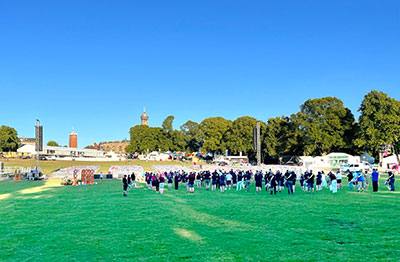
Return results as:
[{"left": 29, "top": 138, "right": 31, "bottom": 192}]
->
[{"left": 1, "top": 179, "right": 399, "bottom": 261}]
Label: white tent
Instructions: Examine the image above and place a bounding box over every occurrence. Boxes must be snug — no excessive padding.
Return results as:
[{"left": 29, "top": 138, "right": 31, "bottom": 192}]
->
[
  {"left": 382, "top": 155, "right": 399, "bottom": 168},
  {"left": 17, "top": 144, "right": 36, "bottom": 155}
]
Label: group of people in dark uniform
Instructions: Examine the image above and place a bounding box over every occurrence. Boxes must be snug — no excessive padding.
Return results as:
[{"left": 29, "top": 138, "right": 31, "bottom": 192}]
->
[
  {"left": 122, "top": 168, "right": 396, "bottom": 196},
  {"left": 135, "top": 169, "right": 302, "bottom": 195}
]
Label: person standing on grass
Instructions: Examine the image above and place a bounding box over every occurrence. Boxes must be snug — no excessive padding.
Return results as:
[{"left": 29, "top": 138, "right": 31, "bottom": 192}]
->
[
  {"left": 188, "top": 172, "right": 196, "bottom": 193},
  {"left": 226, "top": 171, "right": 233, "bottom": 191},
  {"left": 196, "top": 172, "right": 201, "bottom": 188},
  {"left": 321, "top": 171, "right": 328, "bottom": 189},
  {"left": 316, "top": 172, "right": 322, "bottom": 191},
  {"left": 275, "top": 171, "right": 282, "bottom": 192},
  {"left": 347, "top": 171, "right": 354, "bottom": 191},
  {"left": 291, "top": 171, "right": 297, "bottom": 193},
  {"left": 212, "top": 171, "right": 218, "bottom": 191},
  {"left": 356, "top": 171, "right": 365, "bottom": 192},
  {"left": 388, "top": 171, "right": 395, "bottom": 191},
  {"left": 307, "top": 170, "right": 315, "bottom": 194},
  {"left": 264, "top": 171, "right": 271, "bottom": 192},
  {"left": 174, "top": 172, "right": 180, "bottom": 190},
  {"left": 127, "top": 174, "right": 132, "bottom": 190},
  {"left": 336, "top": 171, "right": 342, "bottom": 190},
  {"left": 204, "top": 171, "right": 211, "bottom": 190},
  {"left": 220, "top": 171, "right": 226, "bottom": 192},
  {"left": 371, "top": 169, "right": 379, "bottom": 192},
  {"left": 255, "top": 171, "right": 263, "bottom": 193},
  {"left": 237, "top": 171, "right": 244, "bottom": 191},
  {"left": 155, "top": 174, "right": 160, "bottom": 192},
  {"left": 167, "top": 172, "right": 173, "bottom": 189},
  {"left": 285, "top": 171, "right": 294, "bottom": 195},
  {"left": 216, "top": 170, "right": 221, "bottom": 190},
  {"left": 122, "top": 175, "right": 128, "bottom": 197},
  {"left": 244, "top": 171, "right": 252, "bottom": 192},
  {"left": 145, "top": 172, "right": 151, "bottom": 189},
  {"left": 159, "top": 174, "right": 165, "bottom": 194},
  {"left": 131, "top": 172, "right": 136, "bottom": 188},
  {"left": 329, "top": 171, "right": 337, "bottom": 194},
  {"left": 270, "top": 173, "right": 277, "bottom": 195},
  {"left": 364, "top": 171, "right": 370, "bottom": 191},
  {"left": 100, "top": 172, "right": 104, "bottom": 182},
  {"left": 232, "top": 170, "right": 237, "bottom": 189}
]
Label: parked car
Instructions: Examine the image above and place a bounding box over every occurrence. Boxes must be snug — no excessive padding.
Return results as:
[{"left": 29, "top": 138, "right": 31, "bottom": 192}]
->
[{"left": 340, "top": 164, "right": 361, "bottom": 173}]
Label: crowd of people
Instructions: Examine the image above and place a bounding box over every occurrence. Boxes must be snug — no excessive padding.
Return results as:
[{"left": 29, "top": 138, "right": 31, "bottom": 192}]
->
[{"left": 122, "top": 168, "right": 396, "bottom": 197}]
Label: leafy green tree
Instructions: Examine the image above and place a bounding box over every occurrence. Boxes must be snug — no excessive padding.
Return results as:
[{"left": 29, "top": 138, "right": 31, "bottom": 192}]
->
[
  {"left": 162, "top": 115, "right": 175, "bottom": 133},
  {"left": 223, "top": 116, "right": 266, "bottom": 158},
  {"left": 47, "top": 141, "right": 60, "bottom": 147},
  {"left": 293, "top": 97, "right": 357, "bottom": 156},
  {"left": 355, "top": 90, "right": 400, "bottom": 160},
  {"left": 262, "top": 116, "right": 299, "bottom": 160},
  {"left": 0, "top": 125, "right": 19, "bottom": 152},
  {"left": 127, "top": 125, "right": 171, "bottom": 153},
  {"left": 180, "top": 120, "right": 201, "bottom": 152},
  {"left": 169, "top": 130, "right": 186, "bottom": 152},
  {"left": 199, "top": 117, "right": 232, "bottom": 153}
]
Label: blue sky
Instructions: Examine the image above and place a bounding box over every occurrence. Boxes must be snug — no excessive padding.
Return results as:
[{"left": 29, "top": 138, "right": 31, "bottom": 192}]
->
[{"left": 1, "top": 0, "right": 399, "bottom": 147}]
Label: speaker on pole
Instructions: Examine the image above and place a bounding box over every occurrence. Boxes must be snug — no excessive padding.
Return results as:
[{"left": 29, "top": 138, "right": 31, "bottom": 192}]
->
[{"left": 35, "top": 122, "right": 43, "bottom": 152}]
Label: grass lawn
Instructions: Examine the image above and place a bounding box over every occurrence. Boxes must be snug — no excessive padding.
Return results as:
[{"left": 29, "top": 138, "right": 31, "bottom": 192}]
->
[
  {"left": 2, "top": 159, "right": 191, "bottom": 175},
  {"left": 1, "top": 179, "right": 399, "bottom": 261}
]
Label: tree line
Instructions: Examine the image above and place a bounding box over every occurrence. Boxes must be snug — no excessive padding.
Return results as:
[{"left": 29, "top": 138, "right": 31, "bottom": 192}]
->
[
  {"left": 126, "top": 90, "right": 400, "bottom": 161},
  {"left": 1, "top": 90, "right": 399, "bottom": 162}
]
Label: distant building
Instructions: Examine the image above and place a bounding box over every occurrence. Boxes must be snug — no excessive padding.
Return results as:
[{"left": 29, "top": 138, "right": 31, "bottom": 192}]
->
[
  {"left": 20, "top": 137, "right": 36, "bottom": 146},
  {"left": 141, "top": 107, "right": 149, "bottom": 126},
  {"left": 17, "top": 144, "right": 105, "bottom": 159},
  {"left": 97, "top": 141, "right": 129, "bottom": 154},
  {"left": 69, "top": 128, "right": 78, "bottom": 148}
]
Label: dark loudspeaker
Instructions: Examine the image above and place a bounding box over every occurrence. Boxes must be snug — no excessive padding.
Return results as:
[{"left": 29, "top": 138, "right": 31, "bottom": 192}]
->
[{"left": 35, "top": 126, "right": 43, "bottom": 152}]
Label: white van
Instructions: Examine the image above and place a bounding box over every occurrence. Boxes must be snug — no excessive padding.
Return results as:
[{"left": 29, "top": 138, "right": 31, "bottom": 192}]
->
[{"left": 340, "top": 164, "right": 361, "bottom": 173}]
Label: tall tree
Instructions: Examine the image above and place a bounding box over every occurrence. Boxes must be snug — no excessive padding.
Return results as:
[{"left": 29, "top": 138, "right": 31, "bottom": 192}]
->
[
  {"left": 169, "top": 130, "right": 186, "bottom": 152},
  {"left": 199, "top": 117, "right": 232, "bottom": 153},
  {"left": 293, "top": 97, "right": 356, "bottom": 156},
  {"left": 262, "top": 116, "right": 298, "bottom": 160},
  {"left": 162, "top": 115, "right": 175, "bottom": 133},
  {"left": 180, "top": 120, "right": 201, "bottom": 152},
  {"left": 223, "top": 116, "right": 266, "bottom": 158},
  {"left": 0, "top": 125, "right": 19, "bottom": 152},
  {"left": 355, "top": 90, "right": 400, "bottom": 160}
]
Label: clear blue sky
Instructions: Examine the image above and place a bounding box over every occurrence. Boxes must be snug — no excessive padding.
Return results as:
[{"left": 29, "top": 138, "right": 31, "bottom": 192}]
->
[{"left": 1, "top": 0, "right": 399, "bottom": 147}]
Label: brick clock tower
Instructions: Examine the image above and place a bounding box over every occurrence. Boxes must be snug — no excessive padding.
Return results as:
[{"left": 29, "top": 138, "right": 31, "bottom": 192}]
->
[
  {"left": 141, "top": 107, "right": 149, "bottom": 126},
  {"left": 69, "top": 128, "right": 78, "bottom": 148}
]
